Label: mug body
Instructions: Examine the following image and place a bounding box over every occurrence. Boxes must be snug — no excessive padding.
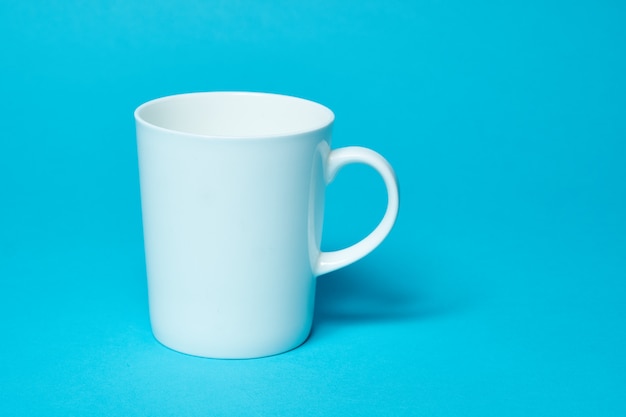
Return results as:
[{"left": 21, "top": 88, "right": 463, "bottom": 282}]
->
[{"left": 135, "top": 92, "right": 333, "bottom": 358}]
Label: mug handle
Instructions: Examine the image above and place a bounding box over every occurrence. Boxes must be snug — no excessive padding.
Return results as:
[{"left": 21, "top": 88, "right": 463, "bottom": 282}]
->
[{"left": 314, "top": 146, "right": 400, "bottom": 276}]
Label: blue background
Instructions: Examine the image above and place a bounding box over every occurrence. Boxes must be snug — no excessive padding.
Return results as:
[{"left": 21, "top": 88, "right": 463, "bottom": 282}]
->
[{"left": 1, "top": 1, "right": 624, "bottom": 415}]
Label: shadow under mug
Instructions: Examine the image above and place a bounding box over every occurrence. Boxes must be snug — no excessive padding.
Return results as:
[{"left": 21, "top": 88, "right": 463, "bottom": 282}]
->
[{"left": 135, "top": 92, "right": 399, "bottom": 358}]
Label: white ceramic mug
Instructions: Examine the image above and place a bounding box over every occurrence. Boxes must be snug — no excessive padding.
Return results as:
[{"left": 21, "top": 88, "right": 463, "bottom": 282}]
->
[{"left": 135, "top": 92, "right": 399, "bottom": 358}]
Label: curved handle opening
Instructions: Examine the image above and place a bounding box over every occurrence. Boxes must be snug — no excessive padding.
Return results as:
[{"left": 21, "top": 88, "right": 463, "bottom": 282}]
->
[{"left": 314, "top": 146, "right": 399, "bottom": 276}]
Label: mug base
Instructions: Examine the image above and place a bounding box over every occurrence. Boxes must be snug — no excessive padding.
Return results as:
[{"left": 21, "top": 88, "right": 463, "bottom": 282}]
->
[{"left": 150, "top": 329, "right": 312, "bottom": 360}]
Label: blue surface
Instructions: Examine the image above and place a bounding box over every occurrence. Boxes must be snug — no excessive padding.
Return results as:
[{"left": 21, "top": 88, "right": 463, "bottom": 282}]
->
[{"left": 1, "top": 1, "right": 625, "bottom": 415}]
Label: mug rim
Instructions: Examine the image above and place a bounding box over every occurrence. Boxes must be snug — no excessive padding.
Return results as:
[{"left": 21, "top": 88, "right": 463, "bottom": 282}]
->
[{"left": 134, "top": 91, "right": 335, "bottom": 139}]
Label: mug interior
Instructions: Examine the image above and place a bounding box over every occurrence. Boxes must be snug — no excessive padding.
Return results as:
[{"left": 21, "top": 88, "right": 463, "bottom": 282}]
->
[{"left": 135, "top": 92, "right": 334, "bottom": 138}]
